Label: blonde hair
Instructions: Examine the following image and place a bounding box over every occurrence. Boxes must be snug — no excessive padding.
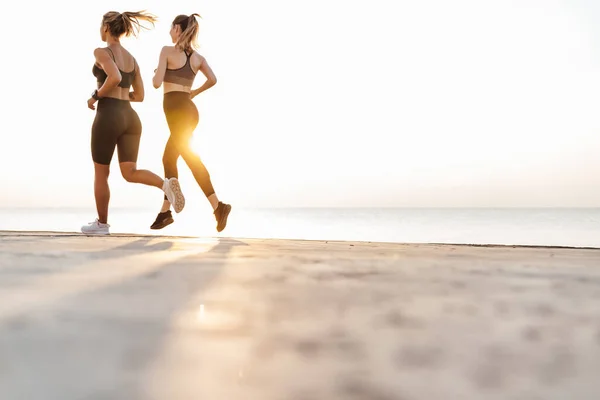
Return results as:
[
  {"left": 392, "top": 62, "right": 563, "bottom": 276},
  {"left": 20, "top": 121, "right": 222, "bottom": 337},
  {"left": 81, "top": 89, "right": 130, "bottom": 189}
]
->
[
  {"left": 173, "top": 14, "right": 201, "bottom": 52},
  {"left": 102, "top": 11, "right": 157, "bottom": 38}
]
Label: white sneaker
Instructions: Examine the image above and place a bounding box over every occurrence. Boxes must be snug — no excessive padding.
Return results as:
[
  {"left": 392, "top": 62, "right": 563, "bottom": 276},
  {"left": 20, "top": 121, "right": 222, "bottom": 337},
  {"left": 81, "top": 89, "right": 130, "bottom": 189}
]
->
[
  {"left": 81, "top": 219, "right": 110, "bottom": 235},
  {"left": 163, "top": 178, "right": 185, "bottom": 213}
]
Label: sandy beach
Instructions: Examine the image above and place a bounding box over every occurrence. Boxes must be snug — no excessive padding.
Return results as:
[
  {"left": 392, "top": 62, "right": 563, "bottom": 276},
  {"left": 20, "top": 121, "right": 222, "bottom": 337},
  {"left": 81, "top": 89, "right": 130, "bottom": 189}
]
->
[{"left": 1, "top": 231, "right": 599, "bottom": 399}]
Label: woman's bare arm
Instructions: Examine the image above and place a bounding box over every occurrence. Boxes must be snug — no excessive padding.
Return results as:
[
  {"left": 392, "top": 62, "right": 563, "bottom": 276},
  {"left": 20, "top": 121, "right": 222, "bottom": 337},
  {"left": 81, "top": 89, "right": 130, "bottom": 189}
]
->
[
  {"left": 95, "top": 48, "right": 122, "bottom": 97},
  {"left": 191, "top": 55, "right": 217, "bottom": 99},
  {"left": 129, "top": 59, "right": 145, "bottom": 102},
  {"left": 152, "top": 46, "right": 170, "bottom": 89}
]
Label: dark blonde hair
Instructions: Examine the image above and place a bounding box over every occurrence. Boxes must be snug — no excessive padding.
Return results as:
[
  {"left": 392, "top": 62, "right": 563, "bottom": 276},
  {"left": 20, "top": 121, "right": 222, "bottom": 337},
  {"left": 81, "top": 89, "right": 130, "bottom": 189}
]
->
[
  {"left": 102, "top": 11, "right": 157, "bottom": 38},
  {"left": 173, "top": 14, "right": 201, "bottom": 52}
]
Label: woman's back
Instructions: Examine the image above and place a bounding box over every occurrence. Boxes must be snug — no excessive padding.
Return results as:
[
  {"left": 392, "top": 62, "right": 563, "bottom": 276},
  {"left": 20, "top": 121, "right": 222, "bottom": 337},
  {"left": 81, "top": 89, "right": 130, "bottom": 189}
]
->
[
  {"left": 93, "top": 45, "right": 139, "bottom": 100},
  {"left": 162, "top": 46, "right": 201, "bottom": 93}
]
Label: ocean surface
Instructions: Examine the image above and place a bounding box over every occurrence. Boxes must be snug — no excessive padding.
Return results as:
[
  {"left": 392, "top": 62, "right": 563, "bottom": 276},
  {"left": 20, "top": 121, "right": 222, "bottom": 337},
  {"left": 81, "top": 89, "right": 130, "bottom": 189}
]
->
[{"left": 0, "top": 207, "right": 599, "bottom": 248}]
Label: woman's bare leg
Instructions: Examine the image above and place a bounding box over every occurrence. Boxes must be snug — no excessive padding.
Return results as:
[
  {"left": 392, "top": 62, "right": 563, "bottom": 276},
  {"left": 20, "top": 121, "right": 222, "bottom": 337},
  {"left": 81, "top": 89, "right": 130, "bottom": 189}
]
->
[{"left": 94, "top": 163, "right": 111, "bottom": 224}]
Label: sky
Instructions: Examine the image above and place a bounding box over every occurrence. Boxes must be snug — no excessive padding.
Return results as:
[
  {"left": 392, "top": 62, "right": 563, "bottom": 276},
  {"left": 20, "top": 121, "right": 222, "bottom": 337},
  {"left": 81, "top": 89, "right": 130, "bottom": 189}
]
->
[{"left": 2, "top": 0, "right": 600, "bottom": 208}]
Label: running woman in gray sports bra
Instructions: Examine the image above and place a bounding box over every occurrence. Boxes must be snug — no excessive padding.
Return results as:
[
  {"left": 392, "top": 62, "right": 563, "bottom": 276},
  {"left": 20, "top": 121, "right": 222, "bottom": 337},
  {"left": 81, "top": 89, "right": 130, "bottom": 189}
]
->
[{"left": 151, "top": 14, "right": 231, "bottom": 233}]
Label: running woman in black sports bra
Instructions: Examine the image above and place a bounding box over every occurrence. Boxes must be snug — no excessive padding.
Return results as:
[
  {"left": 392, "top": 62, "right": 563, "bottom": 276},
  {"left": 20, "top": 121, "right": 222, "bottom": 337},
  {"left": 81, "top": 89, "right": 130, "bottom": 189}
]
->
[
  {"left": 82, "top": 11, "right": 185, "bottom": 235},
  {"left": 151, "top": 14, "right": 231, "bottom": 232}
]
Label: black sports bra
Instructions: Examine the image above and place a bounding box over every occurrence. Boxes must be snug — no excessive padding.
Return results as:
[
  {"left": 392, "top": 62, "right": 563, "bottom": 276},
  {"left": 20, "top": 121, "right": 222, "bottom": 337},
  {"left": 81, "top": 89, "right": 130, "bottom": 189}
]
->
[{"left": 92, "top": 47, "right": 136, "bottom": 89}]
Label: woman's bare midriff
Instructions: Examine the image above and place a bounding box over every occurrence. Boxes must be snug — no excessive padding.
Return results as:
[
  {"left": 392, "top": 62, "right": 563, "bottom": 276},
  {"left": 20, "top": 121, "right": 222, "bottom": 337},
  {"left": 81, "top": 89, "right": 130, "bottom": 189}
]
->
[
  {"left": 164, "top": 82, "right": 192, "bottom": 94},
  {"left": 97, "top": 85, "right": 131, "bottom": 101}
]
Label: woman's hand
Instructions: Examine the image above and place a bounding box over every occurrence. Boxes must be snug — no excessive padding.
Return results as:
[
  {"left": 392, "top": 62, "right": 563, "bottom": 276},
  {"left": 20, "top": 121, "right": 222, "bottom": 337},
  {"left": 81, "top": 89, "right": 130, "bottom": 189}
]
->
[
  {"left": 87, "top": 97, "right": 97, "bottom": 110},
  {"left": 190, "top": 89, "right": 199, "bottom": 99}
]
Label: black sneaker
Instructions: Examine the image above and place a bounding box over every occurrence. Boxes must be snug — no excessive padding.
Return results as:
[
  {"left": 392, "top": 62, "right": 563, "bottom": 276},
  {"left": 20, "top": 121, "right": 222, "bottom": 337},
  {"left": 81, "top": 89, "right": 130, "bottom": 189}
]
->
[
  {"left": 214, "top": 202, "right": 232, "bottom": 232},
  {"left": 150, "top": 210, "right": 174, "bottom": 230}
]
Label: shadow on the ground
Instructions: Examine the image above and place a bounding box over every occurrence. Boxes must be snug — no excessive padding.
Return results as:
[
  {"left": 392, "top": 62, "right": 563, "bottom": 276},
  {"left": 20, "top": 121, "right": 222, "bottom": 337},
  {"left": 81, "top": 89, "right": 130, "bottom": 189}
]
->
[
  {"left": 88, "top": 238, "right": 175, "bottom": 259},
  {"left": 0, "top": 237, "right": 248, "bottom": 400}
]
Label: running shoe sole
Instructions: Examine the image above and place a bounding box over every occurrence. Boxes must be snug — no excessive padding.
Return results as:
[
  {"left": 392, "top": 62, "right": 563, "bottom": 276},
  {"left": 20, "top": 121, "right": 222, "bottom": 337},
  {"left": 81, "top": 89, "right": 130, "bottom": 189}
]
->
[{"left": 167, "top": 178, "right": 185, "bottom": 213}]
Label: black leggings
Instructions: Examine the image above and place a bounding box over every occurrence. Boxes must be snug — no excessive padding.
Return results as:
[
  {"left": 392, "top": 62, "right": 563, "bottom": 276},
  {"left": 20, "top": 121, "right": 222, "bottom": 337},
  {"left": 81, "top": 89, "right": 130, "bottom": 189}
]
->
[
  {"left": 91, "top": 98, "right": 141, "bottom": 165},
  {"left": 162, "top": 92, "right": 215, "bottom": 198}
]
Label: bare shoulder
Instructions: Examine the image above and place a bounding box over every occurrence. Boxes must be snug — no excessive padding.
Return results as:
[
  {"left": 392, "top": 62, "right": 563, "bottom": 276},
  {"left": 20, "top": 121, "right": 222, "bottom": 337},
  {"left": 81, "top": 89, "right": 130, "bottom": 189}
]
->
[
  {"left": 192, "top": 50, "right": 205, "bottom": 61},
  {"left": 93, "top": 47, "right": 107, "bottom": 57},
  {"left": 93, "top": 47, "right": 111, "bottom": 63},
  {"left": 190, "top": 51, "right": 206, "bottom": 72},
  {"left": 192, "top": 51, "right": 207, "bottom": 65},
  {"left": 161, "top": 45, "right": 175, "bottom": 55}
]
